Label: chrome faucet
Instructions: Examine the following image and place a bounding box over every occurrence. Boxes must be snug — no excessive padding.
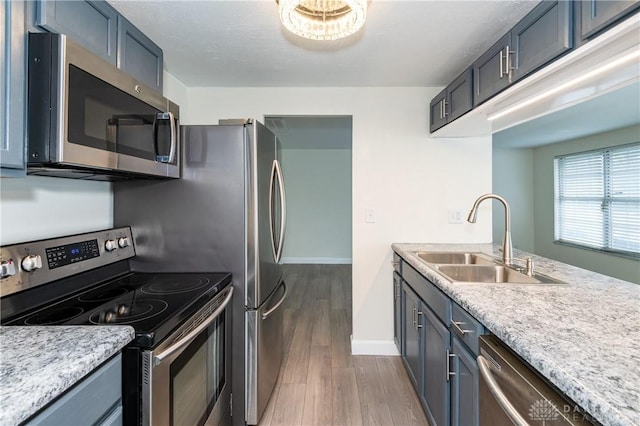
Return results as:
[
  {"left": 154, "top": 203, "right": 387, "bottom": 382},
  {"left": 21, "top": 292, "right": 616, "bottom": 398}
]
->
[{"left": 467, "top": 193, "right": 513, "bottom": 266}]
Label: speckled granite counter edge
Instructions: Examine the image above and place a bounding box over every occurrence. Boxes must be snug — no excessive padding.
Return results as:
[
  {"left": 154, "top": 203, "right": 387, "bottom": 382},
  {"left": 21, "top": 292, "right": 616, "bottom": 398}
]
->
[
  {"left": 392, "top": 243, "right": 640, "bottom": 426},
  {"left": 0, "top": 326, "right": 135, "bottom": 426}
]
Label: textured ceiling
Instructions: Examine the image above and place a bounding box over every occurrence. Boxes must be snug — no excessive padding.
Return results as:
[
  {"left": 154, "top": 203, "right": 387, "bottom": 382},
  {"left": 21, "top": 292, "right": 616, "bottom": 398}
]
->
[{"left": 106, "top": 0, "right": 540, "bottom": 87}]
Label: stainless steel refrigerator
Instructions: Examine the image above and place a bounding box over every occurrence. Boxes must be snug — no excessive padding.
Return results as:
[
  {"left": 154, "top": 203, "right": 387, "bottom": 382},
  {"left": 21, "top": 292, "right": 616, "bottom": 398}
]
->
[{"left": 114, "top": 119, "right": 287, "bottom": 426}]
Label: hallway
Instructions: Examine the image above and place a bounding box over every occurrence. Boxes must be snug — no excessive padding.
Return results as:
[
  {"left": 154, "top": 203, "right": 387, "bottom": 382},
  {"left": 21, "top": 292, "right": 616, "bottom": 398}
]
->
[{"left": 258, "top": 264, "right": 429, "bottom": 426}]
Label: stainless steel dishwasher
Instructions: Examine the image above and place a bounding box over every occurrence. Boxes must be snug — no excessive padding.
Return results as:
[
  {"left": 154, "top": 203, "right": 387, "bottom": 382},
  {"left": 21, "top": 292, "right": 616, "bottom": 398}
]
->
[{"left": 477, "top": 335, "right": 596, "bottom": 426}]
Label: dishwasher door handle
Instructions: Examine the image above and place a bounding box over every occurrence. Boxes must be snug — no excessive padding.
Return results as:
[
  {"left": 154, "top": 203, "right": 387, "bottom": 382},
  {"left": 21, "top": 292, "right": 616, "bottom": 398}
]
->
[{"left": 477, "top": 355, "right": 531, "bottom": 426}]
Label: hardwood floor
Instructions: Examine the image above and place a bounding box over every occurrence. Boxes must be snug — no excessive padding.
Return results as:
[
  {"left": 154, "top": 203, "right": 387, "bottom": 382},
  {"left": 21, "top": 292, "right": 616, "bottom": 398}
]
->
[{"left": 258, "top": 264, "right": 429, "bottom": 426}]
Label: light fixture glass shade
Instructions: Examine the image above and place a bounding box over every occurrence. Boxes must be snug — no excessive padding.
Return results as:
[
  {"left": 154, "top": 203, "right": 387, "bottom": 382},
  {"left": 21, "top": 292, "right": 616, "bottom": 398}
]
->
[{"left": 278, "top": 0, "right": 367, "bottom": 41}]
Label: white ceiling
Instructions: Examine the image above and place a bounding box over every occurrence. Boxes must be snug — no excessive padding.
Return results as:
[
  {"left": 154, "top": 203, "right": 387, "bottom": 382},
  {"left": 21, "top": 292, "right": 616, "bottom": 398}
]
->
[{"left": 106, "top": 0, "right": 540, "bottom": 87}]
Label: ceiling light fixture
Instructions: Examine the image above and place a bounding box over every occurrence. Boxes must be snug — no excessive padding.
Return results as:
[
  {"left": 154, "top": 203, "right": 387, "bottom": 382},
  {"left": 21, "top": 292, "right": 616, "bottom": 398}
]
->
[{"left": 277, "top": 0, "right": 368, "bottom": 41}]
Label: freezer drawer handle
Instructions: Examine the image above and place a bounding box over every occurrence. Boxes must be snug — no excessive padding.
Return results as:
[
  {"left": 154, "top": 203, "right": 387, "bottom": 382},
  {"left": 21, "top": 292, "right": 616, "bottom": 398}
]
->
[
  {"left": 477, "top": 355, "right": 530, "bottom": 426},
  {"left": 262, "top": 281, "right": 288, "bottom": 320},
  {"left": 153, "top": 286, "right": 233, "bottom": 365}
]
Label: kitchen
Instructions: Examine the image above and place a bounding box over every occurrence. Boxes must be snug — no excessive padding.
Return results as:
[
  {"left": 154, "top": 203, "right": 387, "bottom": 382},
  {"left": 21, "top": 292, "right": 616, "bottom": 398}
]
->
[{"left": 1, "top": 1, "right": 639, "bottom": 426}]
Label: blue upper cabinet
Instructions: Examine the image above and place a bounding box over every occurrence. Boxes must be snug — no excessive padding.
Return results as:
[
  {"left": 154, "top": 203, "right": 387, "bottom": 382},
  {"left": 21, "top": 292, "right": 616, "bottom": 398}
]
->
[
  {"left": 473, "top": 1, "right": 572, "bottom": 107},
  {"left": 511, "top": 0, "right": 573, "bottom": 82},
  {"left": 581, "top": 0, "right": 640, "bottom": 39},
  {"left": 117, "top": 16, "right": 163, "bottom": 94},
  {"left": 1, "top": 0, "right": 27, "bottom": 176},
  {"left": 36, "top": 0, "right": 118, "bottom": 65},
  {"left": 34, "top": 0, "right": 164, "bottom": 94}
]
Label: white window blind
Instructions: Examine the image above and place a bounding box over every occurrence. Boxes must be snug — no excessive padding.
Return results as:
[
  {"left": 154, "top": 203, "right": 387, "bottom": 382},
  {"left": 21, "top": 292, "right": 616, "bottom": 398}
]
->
[{"left": 554, "top": 143, "right": 640, "bottom": 257}]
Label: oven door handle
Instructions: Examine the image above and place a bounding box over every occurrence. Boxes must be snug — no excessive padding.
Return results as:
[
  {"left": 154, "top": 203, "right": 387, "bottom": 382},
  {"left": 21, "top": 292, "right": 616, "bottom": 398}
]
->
[
  {"left": 477, "top": 355, "right": 530, "bottom": 426},
  {"left": 153, "top": 286, "right": 233, "bottom": 366}
]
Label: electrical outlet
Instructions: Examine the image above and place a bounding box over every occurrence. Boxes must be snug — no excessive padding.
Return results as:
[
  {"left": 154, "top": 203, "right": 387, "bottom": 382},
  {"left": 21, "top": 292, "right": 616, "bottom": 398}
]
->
[
  {"left": 365, "top": 208, "right": 376, "bottom": 223},
  {"left": 448, "top": 209, "right": 464, "bottom": 224}
]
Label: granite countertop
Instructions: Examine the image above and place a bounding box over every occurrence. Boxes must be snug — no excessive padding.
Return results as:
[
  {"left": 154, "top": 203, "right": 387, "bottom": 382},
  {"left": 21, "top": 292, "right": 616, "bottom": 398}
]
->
[
  {"left": 0, "top": 326, "right": 135, "bottom": 426},
  {"left": 392, "top": 243, "right": 640, "bottom": 426}
]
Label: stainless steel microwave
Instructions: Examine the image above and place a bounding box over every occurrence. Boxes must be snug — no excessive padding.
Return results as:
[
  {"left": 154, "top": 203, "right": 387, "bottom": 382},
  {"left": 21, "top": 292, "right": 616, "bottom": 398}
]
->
[{"left": 27, "top": 33, "right": 180, "bottom": 180}]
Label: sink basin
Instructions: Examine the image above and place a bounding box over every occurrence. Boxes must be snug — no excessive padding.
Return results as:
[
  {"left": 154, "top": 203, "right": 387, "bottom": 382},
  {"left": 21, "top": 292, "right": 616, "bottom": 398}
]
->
[
  {"left": 435, "top": 265, "right": 565, "bottom": 285},
  {"left": 414, "top": 251, "right": 495, "bottom": 265}
]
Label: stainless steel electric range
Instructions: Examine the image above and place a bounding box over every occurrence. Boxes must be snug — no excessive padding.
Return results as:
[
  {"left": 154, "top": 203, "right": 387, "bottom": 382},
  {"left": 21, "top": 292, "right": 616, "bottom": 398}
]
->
[{"left": 0, "top": 227, "right": 233, "bottom": 426}]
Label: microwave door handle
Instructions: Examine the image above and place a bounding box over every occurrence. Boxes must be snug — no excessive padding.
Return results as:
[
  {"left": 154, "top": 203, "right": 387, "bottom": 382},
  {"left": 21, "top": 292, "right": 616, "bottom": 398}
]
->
[
  {"left": 167, "top": 111, "right": 177, "bottom": 163},
  {"left": 152, "top": 286, "right": 233, "bottom": 366},
  {"left": 477, "top": 355, "right": 530, "bottom": 426},
  {"left": 153, "top": 112, "right": 177, "bottom": 163}
]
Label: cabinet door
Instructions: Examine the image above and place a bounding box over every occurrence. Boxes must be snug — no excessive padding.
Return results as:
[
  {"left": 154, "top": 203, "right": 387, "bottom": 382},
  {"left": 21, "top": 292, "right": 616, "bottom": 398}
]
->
[
  {"left": 393, "top": 272, "right": 403, "bottom": 355},
  {"left": 472, "top": 32, "right": 512, "bottom": 107},
  {"left": 1, "top": 0, "right": 27, "bottom": 175},
  {"left": 117, "top": 16, "right": 164, "bottom": 93},
  {"left": 581, "top": 0, "right": 640, "bottom": 39},
  {"left": 447, "top": 68, "right": 473, "bottom": 123},
  {"left": 27, "top": 355, "right": 122, "bottom": 425},
  {"left": 429, "top": 89, "right": 447, "bottom": 133},
  {"left": 450, "top": 337, "right": 479, "bottom": 426},
  {"left": 512, "top": 0, "right": 573, "bottom": 83},
  {"left": 36, "top": 0, "right": 118, "bottom": 65},
  {"left": 403, "top": 286, "right": 422, "bottom": 392},
  {"left": 422, "top": 307, "right": 451, "bottom": 426}
]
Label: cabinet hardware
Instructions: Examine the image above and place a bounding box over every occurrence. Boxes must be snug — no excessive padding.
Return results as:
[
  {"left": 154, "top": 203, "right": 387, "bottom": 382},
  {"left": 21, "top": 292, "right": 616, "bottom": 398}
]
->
[
  {"left": 499, "top": 49, "right": 504, "bottom": 78},
  {"left": 452, "top": 321, "right": 473, "bottom": 336},
  {"left": 413, "top": 306, "right": 417, "bottom": 330},
  {"left": 391, "top": 260, "right": 400, "bottom": 267},
  {"left": 446, "top": 350, "right": 457, "bottom": 382},
  {"left": 417, "top": 311, "right": 423, "bottom": 329},
  {"left": 442, "top": 100, "right": 449, "bottom": 117},
  {"left": 505, "top": 45, "right": 515, "bottom": 82}
]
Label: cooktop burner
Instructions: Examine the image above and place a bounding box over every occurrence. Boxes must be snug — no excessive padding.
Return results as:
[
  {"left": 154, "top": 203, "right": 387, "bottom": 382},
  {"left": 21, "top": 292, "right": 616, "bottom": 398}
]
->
[
  {"left": 24, "top": 306, "right": 85, "bottom": 325},
  {"left": 142, "top": 276, "right": 211, "bottom": 295},
  {"left": 4, "top": 272, "right": 231, "bottom": 348}
]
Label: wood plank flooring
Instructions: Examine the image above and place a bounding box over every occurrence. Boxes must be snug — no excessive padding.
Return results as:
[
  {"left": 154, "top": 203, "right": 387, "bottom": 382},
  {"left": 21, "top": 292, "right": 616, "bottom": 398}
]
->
[{"left": 258, "top": 264, "right": 429, "bottom": 426}]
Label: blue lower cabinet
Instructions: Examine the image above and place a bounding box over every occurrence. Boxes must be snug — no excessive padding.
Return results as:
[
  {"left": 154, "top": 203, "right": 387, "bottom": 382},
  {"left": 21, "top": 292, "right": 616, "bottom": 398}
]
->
[
  {"left": 396, "top": 257, "right": 483, "bottom": 426},
  {"left": 393, "top": 272, "right": 403, "bottom": 354},
  {"left": 26, "top": 355, "right": 122, "bottom": 426},
  {"left": 451, "top": 337, "right": 480, "bottom": 426},
  {"left": 403, "top": 285, "right": 422, "bottom": 391},
  {"left": 422, "top": 307, "right": 451, "bottom": 426}
]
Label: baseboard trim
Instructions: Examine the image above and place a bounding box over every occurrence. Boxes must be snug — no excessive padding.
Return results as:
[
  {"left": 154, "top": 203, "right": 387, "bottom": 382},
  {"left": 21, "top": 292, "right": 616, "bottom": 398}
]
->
[
  {"left": 281, "top": 257, "right": 352, "bottom": 264},
  {"left": 350, "top": 336, "right": 400, "bottom": 356}
]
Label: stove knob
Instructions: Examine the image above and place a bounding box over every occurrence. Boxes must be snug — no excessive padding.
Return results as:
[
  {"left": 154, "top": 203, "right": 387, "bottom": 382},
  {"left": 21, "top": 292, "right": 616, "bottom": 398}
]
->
[
  {"left": 104, "top": 311, "right": 117, "bottom": 323},
  {"left": 117, "top": 237, "right": 130, "bottom": 248},
  {"left": 117, "top": 304, "right": 129, "bottom": 316},
  {"left": 1, "top": 260, "right": 17, "bottom": 279},
  {"left": 105, "top": 239, "right": 118, "bottom": 252},
  {"left": 21, "top": 255, "right": 42, "bottom": 272}
]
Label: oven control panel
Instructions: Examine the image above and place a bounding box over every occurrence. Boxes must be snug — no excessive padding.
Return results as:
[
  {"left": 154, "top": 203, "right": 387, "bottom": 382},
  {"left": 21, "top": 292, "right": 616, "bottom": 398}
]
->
[{"left": 0, "top": 227, "right": 135, "bottom": 298}]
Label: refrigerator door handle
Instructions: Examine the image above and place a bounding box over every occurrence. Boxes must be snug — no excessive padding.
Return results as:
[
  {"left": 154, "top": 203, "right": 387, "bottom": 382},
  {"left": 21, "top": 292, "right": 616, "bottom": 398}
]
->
[
  {"left": 274, "top": 159, "right": 287, "bottom": 263},
  {"left": 262, "top": 281, "right": 287, "bottom": 320},
  {"left": 268, "top": 160, "right": 278, "bottom": 262}
]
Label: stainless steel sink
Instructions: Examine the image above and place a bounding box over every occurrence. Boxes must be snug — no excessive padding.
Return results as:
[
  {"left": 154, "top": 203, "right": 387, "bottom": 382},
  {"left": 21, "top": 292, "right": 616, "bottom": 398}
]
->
[
  {"left": 414, "top": 251, "right": 495, "bottom": 265},
  {"left": 434, "top": 264, "right": 565, "bottom": 285}
]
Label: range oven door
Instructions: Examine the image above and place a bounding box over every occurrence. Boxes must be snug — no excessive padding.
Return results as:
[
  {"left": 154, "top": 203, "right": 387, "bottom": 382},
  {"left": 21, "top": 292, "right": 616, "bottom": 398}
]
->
[{"left": 142, "top": 286, "right": 233, "bottom": 426}]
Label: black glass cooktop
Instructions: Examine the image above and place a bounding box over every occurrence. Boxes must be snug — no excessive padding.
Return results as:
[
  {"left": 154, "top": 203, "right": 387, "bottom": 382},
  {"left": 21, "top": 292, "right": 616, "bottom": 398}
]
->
[{"left": 4, "top": 272, "right": 231, "bottom": 348}]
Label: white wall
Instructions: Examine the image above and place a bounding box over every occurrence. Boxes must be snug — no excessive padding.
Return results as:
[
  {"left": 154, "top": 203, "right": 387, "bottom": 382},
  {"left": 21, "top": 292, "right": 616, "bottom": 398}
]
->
[
  {"left": 280, "top": 147, "right": 352, "bottom": 263},
  {"left": 183, "top": 87, "right": 493, "bottom": 353},
  {"left": 492, "top": 147, "right": 535, "bottom": 252},
  {"left": 0, "top": 83, "right": 492, "bottom": 351},
  {"left": 533, "top": 125, "right": 640, "bottom": 283},
  {"left": 0, "top": 177, "right": 112, "bottom": 244}
]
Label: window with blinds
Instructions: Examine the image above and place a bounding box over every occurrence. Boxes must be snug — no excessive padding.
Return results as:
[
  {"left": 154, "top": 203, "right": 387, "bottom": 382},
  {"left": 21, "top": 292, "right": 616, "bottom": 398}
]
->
[{"left": 554, "top": 143, "right": 640, "bottom": 257}]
